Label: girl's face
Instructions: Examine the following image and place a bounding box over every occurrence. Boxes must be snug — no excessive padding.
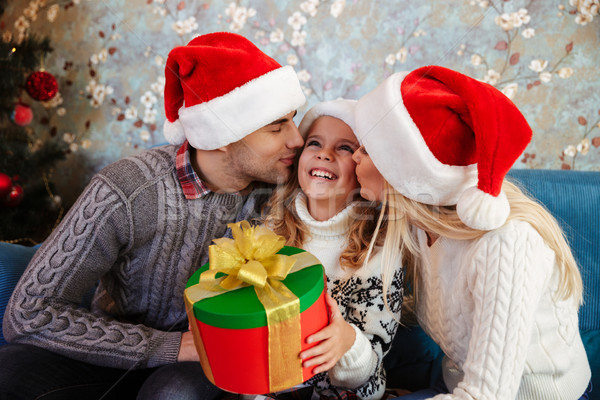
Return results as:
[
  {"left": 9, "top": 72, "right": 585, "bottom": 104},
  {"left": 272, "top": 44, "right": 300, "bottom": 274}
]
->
[
  {"left": 352, "top": 145, "right": 386, "bottom": 202},
  {"left": 298, "top": 116, "right": 360, "bottom": 219}
]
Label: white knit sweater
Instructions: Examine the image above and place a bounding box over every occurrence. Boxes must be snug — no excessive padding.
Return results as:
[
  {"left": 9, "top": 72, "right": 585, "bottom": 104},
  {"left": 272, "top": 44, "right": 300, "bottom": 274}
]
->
[
  {"left": 415, "top": 220, "right": 591, "bottom": 400},
  {"left": 294, "top": 193, "right": 403, "bottom": 400}
]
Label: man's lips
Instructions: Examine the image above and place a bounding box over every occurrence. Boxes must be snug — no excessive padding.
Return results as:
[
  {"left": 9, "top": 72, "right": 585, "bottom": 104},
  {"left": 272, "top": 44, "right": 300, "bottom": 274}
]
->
[{"left": 279, "top": 156, "right": 295, "bottom": 166}]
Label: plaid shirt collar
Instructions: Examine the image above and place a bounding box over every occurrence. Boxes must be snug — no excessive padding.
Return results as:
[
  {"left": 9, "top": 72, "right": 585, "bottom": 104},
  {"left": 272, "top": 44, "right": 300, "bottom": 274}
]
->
[{"left": 176, "top": 141, "right": 211, "bottom": 199}]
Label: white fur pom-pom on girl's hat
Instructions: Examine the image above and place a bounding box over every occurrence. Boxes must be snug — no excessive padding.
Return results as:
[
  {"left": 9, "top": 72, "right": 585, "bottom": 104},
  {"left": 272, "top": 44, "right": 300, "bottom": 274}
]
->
[
  {"left": 163, "top": 32, "right": 306, "bottom": 150},
  {"left": 298, "top": 99, "right": 358, "bottom": 138},
  {"left": 354, "top": 66, "right": 532, "bottom": 231}
]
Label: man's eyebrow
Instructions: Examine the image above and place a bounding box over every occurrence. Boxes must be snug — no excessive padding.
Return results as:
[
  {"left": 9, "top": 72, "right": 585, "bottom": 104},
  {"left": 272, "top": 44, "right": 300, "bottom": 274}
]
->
[{"left": 268, "top": 111, "right": 297, "bottom": 126}]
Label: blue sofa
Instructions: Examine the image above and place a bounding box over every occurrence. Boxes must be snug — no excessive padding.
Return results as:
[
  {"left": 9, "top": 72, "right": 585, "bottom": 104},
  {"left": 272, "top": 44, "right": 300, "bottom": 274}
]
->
[{"left": 1, "top": 169, "right": 598, "bottom": 398}]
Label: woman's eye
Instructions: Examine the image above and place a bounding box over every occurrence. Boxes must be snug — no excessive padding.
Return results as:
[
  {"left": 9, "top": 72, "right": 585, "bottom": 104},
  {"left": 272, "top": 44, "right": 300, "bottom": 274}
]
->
[{"left": 360, "top": 146, "right": 368, "bottom": 155}]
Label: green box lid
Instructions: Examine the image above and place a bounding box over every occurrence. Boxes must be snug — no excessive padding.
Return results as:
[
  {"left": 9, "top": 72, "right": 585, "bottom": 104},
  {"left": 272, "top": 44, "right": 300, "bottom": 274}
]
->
[{"left": 186, "top": 246, "right": 325, "bottom": 329}]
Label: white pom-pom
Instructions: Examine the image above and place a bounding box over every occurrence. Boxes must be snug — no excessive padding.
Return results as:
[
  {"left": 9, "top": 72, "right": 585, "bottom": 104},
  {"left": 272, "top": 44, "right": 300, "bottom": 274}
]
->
[
  {"left": 163, "top": 119, "right": 186, "bottom": 145},
  {"left": 456, "top": 186, "right": 510, "bottom": 231}
]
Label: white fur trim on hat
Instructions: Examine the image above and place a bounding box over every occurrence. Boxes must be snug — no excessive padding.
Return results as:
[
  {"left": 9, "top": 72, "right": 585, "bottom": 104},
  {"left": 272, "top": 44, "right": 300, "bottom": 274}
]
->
[
  {"left": 354, "top": 71, "right": 477, "bottom": 206},
  {"left": 298, "top": 99, "right": 357, "bottom": 138},
  {"left": 163, "top": 117, "right": 186, "bottom": 145},
  {"left": 456, "top": 186, "right": 510, "bottom": 230},
  {"left": 177, "top": 65, "right": 305, "bottom": 150}
]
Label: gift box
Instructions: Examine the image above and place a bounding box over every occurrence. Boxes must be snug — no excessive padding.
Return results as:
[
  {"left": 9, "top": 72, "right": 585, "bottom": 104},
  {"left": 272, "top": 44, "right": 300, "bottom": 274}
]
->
[{"left": 184, "top": 221, "right": 329, "bottom": 395}]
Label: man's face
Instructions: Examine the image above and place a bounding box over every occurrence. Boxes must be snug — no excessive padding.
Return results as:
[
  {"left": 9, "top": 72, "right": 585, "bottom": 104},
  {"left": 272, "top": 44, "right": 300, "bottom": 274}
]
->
[{"left": 227, "top": 111, "right": 304, "bottom": 185}]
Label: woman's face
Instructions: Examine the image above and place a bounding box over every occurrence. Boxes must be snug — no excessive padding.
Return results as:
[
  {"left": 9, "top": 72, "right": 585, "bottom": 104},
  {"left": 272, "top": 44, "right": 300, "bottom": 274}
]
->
[
  {"left": 352, "top": 145, "right": 386, "bottom": 202},
  {"left": 298, "top": 116, "right": 360, "bottom": 217}
]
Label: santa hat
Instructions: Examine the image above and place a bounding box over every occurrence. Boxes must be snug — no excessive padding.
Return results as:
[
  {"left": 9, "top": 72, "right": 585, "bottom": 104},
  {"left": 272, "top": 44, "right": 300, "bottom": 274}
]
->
[
  {"left": 354, "top": 66, "right": 532, "bottom": 231},
  {"left": 298, "top": 99, "right": 357, "bottom": 138},
  {"left": 163, "top": 32, "right": 306, "bottom": 150}
]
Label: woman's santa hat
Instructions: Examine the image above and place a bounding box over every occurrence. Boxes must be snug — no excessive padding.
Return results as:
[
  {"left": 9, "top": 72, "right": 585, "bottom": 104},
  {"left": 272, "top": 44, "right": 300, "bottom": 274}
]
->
[
  {"left": 163, "top": 32, "right": 306, "bottom": 150},
  {"left": 354, "top": 66, "right": 532, "bottom": 231}
]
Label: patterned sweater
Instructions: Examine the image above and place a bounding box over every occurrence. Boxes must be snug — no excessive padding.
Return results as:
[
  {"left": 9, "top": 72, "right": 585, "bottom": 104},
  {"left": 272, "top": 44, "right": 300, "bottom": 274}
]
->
[
  {"left": 415, "top": 220, "right": 591, "bottom": 400},
  {"left": 3, "top": 145, "right": 269, "bottom": 370},
  {"left": 294, "top": 194, "right": 403, "bottom": 400}
]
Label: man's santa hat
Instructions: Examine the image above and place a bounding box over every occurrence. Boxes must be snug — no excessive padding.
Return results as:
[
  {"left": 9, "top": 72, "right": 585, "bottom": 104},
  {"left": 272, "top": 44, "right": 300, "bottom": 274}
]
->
[
  {"left": 163, "top": 32, "right": 306, "bottom": 150},
  {"left": 354, "top": 66, "right": 532, "bottom": 231}
]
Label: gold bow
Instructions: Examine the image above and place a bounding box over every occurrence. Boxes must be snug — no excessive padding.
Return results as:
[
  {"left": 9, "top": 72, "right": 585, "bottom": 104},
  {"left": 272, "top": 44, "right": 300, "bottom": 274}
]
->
[
  {"left": 201, "top": 220, "right": 297, "bottom": 292},
  {"left": 185, "top": 221, "right": 317, "bottom": 392}
]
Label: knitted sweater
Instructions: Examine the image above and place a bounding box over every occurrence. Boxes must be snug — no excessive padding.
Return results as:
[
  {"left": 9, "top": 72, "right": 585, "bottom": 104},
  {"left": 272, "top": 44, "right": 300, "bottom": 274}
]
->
[
  {"left": 415, "top": 220, "right": 591, "bottom": 400},
  {"left": 3, "top": 145, "right": 269, "bottom": 370},
  {"left": 294, "top": 194, "right": 403, "bottom": 400}
]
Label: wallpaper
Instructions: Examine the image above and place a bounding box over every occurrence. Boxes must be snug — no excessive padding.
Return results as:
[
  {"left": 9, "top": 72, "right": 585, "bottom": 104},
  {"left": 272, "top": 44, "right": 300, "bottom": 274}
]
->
[{"left": 2, "top": 0, "right": 599, "bottom": 206}]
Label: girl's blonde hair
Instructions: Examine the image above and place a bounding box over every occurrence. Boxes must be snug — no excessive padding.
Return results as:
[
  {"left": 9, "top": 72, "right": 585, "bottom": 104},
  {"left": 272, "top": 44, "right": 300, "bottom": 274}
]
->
[
  {"left": 374, "top": 179, "right": 583, "bottom": 318},
  {"left": 262, "top": 169, "right": 385, "bottom": 271}
]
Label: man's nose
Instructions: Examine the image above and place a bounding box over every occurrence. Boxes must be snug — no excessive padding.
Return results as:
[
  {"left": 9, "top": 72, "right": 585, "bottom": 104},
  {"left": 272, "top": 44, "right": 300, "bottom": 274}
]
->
[{"left": 286, "top": 123, "right": 304, "bottom": 149}]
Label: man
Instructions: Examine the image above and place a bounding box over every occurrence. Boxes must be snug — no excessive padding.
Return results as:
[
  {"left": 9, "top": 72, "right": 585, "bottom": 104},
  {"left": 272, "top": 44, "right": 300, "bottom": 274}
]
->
[{"left": 0, "top": 32, "right": 305, "bottom": 399}]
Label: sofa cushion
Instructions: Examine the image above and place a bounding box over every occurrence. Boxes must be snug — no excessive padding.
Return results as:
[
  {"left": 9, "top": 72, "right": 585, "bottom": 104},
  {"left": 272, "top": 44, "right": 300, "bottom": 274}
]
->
[
  {"left": 581, "top": 329, "right": 599, "bottom": 398},
  {"left": 507, "top": 169, "right": 600, "bottom": 332},
  {"left": 0, "top": 242, "right": 39, "bottom": 346}
]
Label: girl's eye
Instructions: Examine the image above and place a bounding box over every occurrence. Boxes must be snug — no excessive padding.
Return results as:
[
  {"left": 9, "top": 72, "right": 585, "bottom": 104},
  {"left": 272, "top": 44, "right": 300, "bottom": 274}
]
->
[
  {"left": 339, "top": 145, "right": 355, "bottom": 152},
  {"left": 306, "top": 140, "right": 320, "bottom": 147}
]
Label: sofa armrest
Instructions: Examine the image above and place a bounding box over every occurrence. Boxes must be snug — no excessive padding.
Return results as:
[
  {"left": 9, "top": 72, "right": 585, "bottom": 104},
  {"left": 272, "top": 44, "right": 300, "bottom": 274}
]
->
[{"left": 0, "top": 242, "right": 39, "bottom": 346}]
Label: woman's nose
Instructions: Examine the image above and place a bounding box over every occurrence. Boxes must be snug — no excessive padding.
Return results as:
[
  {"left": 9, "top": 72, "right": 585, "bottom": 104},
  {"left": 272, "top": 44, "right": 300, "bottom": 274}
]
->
[{"left": 352, "top": 149, "right": 361, "bottom": 163}]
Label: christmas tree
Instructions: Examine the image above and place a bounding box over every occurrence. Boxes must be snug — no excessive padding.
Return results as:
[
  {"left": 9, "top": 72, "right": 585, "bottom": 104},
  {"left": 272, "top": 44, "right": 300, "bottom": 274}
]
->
[{"left": 0, "top": 2, "right": 67, "bottom": 245}]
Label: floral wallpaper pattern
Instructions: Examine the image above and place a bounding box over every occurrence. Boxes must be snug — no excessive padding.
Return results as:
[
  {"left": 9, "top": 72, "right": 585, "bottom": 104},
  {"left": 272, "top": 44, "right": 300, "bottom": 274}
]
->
[{"left": 2, "top": 0, "right": 599, "bottom": 206}]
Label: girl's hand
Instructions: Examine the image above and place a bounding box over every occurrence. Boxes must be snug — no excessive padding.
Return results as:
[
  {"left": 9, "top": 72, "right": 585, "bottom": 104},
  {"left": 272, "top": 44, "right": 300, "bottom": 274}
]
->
[{"left": 299, "top": 293, "right": 356, "bottom": 374}]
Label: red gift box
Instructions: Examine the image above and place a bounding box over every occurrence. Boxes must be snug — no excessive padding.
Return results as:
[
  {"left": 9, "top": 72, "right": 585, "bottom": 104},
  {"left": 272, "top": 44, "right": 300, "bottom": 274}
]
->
[{"left": 184, "top": 223, "right": 329, "bottom": 395}]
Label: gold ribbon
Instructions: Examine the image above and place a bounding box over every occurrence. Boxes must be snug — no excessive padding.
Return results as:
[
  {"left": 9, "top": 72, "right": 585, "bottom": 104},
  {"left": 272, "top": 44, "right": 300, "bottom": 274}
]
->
[{"left": 184, "top": 221, "right": 320, "bottom": 392}]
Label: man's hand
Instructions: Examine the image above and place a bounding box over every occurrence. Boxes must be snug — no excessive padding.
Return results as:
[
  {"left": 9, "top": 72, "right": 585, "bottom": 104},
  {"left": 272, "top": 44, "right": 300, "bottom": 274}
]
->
[
  {"left": 177, "top": 330, "right": 200, "bottom": 362},
  {"left": 299, "top": 293, "right": 356, "bottom": 374}
]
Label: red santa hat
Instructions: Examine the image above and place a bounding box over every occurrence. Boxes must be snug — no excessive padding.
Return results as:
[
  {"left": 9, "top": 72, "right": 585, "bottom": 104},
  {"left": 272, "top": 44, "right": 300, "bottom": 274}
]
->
[
  {"left": 354, "top": 66, "right": 532, "bottom": 230},
  {"left": 298, "top": 98, "right": 357, "bottom": 138},
  {"left": 163, "top": 32, "right": 306, "bottom": 150}
]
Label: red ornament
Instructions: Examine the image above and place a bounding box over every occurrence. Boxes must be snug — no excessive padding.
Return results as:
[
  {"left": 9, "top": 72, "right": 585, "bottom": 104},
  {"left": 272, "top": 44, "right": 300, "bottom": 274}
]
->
[
  {"left": 0, "top": 173, "right": 12, "bottom": 198},
  {"left": 11, "top": 103, "right": 33, "bottom": 126},
  {"left": 2, "top": 184, "right": 24, "bottom": 207},
  {"left": 26, "top": 71, "right": 58, "bottom": 101}
]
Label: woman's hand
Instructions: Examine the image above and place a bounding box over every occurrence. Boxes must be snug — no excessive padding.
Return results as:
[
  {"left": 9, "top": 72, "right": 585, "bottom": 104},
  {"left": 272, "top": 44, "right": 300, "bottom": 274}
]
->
[
  {"left": 177, "top": 330, "right": 201, "bottom": 362},
  {"left": 299, "top": 293, "right": 356, "bottom": 374}
]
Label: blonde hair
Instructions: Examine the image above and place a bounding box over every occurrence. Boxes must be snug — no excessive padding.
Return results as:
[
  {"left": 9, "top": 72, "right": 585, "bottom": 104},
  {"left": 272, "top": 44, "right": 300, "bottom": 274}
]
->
[
  {"left": 374, "top": 179, "right": 583, "bottom": 319},
  {"left": 262, "top": 170, "right": 384, "bottom": 270}
]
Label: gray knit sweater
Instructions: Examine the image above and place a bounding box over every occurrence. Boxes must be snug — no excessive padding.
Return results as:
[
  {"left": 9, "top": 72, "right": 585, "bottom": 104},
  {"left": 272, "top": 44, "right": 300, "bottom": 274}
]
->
[{"left": 3, "top": 145, "right": 268, "bottom": 370}]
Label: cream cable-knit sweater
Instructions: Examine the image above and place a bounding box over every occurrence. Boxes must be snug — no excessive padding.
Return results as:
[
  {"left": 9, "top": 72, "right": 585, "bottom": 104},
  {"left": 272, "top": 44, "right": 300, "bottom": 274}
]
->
[
  {"left": 415, "top": 220, "right": 590, "bottom": 400},
  {"left": 294, "top": 194, "right": 403, "bottom": 400}
]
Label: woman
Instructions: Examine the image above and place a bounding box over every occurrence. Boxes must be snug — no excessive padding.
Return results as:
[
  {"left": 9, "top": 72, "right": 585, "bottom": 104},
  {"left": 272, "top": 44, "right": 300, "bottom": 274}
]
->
[{"left": 351, "top": 66, "right": 591, "bottom": 399}]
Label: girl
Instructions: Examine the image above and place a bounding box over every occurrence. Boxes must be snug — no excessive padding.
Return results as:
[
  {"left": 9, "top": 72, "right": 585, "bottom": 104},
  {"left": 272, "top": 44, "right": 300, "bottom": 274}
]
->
[
  {"left": 351, "top": 66, "right": 591, "bottom": 400},
  {"left": 262, "top": 99, "right": 403, "bottom": 400}
]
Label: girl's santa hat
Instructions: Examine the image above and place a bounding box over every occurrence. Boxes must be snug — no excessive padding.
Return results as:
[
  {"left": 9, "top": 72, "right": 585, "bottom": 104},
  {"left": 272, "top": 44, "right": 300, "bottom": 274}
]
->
[
  {"left": 163, "top": 32, "right": 306, "bottom": 150},
  {"left": 298, "top": 99, "right": 357, "bottom": 138},
  {"left": 354, "top": 66, "right": 532, "bottom": 231}
]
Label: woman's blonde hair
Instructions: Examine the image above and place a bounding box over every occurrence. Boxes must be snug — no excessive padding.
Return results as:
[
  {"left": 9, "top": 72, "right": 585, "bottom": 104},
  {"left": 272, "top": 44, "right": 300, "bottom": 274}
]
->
[
  {"left": 374, "top": 179, "right": 583, "bottom": 318},
  {"left": 262, "top": 169, "right": 385, "bottom": 270}
]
